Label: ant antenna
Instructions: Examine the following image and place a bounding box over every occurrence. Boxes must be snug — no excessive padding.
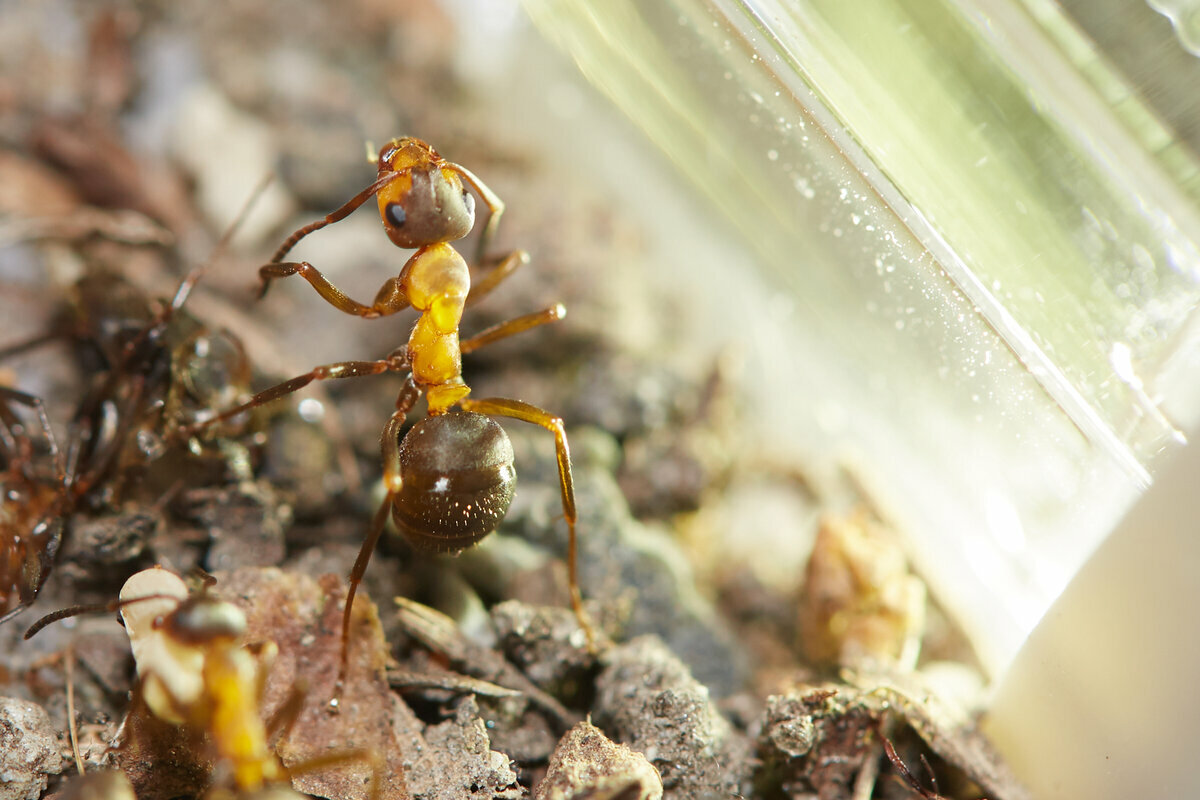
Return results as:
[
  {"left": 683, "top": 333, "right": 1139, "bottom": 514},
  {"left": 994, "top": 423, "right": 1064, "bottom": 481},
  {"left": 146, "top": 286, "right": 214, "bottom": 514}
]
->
[
  {"left": 168, "top": 172, "right": 274, "bottom": 315},
  {"left": 268, "top": 171, "right": 404, "bottom": 265},
  {"left": 24, "top": 593, "right": 178, "bottom": 640}
]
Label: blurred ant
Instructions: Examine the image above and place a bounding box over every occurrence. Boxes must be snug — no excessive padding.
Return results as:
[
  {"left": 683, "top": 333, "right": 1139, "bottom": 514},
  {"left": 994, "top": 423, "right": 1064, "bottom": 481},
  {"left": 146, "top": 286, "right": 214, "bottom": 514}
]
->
[
  {"left": 184, "top": 137, "right": 596, "bottom": 678},
  {"left": 26, "top": 567, "right": 381, "bottom": 799},
  {"left": 59, "top": 182, "right": 273, "bottom": 507},
  {"left": 0, "top": 183, "right": 267, "bottom": 622},
  {"left": 1, "top": 386, "right": 70, "bottom": 622},
  {"left": 56, "top": 770, "right": 137, "bottom": 800},
  {"left": 874, "top": 721, "right": 964, "bottom": 800}
]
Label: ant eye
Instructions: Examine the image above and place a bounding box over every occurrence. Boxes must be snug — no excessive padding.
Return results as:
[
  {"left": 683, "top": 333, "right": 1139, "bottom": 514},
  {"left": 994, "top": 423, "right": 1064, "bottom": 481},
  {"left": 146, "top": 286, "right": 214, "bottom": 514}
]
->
[
  {"left": 385, "top": 203, "right": 407, "bottom": 228},
  {"left": 461, "top": 190, "right": 475, "bottom": 216}
]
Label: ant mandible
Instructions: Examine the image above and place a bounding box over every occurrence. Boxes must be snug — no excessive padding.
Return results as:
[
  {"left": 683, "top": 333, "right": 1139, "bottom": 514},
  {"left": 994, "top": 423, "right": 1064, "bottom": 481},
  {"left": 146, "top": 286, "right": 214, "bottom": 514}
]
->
[{"left": 187, "top": 137, "right": 595, "bottom": 675}]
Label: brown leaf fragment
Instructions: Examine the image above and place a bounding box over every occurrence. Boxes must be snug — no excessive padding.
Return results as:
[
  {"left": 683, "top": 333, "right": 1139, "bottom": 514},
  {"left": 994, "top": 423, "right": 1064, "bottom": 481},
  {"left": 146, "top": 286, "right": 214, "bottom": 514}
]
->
[
  {"left": 217, "top": 567, "right": 414, "bottom": 800},
  {"left": 847, "top": 671, "right": 1031, "bottom": 800},
  {"left": 0, "top": 150, "right": 81, "bottom": 218},
  {"left": 113, "top": 689, "right": 212, "bottom": 800},
  {"left": 0, "top": 208, "right": 173, "bottom": 248},
  {"left": 31, "top": 117, "right": 194, "bottom": 234}
]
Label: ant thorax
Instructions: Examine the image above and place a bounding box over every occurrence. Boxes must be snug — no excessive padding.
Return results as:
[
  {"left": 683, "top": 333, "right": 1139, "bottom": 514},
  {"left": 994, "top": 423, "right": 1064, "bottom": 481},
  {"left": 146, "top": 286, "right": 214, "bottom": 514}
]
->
[
  {"left": 403, "top": 242, "right": 468, "bottom": 405},
  {"left": 119, "top": 568, "right": 204, "bottom": 722}
]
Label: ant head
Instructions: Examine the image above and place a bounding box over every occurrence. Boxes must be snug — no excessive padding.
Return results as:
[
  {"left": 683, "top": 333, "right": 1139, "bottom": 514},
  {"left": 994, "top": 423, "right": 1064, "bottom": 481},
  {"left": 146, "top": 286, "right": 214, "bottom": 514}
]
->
[
  {"left": 119, "top": 566, "right": 190, "bottom": 638},
  {"left": 159, "top": 594, "right": 247, "bottom": 645},
  {"left": 374, "top": 138, "right": 476, "bottom": 249}
]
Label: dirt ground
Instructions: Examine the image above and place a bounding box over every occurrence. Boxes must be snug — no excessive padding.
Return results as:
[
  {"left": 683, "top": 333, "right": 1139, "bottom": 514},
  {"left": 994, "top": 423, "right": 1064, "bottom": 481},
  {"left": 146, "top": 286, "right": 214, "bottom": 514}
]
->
[{"left": 0, "top": 2, "right": 1029, "bottom": 798}]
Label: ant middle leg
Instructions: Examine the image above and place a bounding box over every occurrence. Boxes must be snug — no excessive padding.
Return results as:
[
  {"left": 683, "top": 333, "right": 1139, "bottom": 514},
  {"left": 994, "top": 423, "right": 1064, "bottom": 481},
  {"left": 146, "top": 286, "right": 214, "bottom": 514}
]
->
[
  {"left": 456, "top": 396, "right": 596, "bottom": 647},
  {"left": 465, "top": 249, "right": 529, "bottom": 308},
  {"left": 183, "top": 352, "right": 410, "bottom": 437},
  {"left": 460, "top": 304, "right": 566, "bottom": 354}
]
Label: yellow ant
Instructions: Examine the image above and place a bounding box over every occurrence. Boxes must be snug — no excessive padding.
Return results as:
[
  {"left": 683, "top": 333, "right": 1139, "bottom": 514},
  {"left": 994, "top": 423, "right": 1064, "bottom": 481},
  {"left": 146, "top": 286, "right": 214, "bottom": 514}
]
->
[
  {"left": 183, "top": 137, "right": 596, "bottom": 681},
  {"left": 26, "top": 567, "right": 381, "bottom": 798}
]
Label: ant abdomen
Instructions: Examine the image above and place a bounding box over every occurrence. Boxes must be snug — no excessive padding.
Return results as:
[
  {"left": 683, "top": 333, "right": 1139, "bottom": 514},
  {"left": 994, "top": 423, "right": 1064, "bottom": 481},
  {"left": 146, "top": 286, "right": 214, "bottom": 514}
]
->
[{"left": 392, "top": 411, "right": 516, "bottom": 554}]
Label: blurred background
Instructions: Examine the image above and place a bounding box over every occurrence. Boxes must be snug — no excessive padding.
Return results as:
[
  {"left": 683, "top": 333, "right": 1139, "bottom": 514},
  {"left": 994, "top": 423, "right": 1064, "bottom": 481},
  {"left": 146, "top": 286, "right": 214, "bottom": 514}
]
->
[{"left": 3, "top": 0, "right": 1200, "bottom": 798}]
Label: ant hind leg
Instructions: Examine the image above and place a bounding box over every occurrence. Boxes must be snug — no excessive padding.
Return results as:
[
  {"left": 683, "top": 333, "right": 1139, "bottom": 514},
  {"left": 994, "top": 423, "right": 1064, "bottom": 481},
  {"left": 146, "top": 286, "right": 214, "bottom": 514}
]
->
[
  {"left": 457, "top": 396, "right": 596, "bottom": 648},
  {"left": 338, "top": 384, "right": 418, "bottom": 693}
]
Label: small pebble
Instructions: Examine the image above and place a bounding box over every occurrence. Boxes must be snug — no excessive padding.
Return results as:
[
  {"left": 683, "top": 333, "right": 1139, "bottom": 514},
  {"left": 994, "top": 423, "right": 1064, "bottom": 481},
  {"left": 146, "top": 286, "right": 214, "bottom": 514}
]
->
[
  {"left": 0, "top": 698, "right": 63, "bottom": 800},
  {"left": 536, "top": 720, "right": 662, "bottom": 800}
]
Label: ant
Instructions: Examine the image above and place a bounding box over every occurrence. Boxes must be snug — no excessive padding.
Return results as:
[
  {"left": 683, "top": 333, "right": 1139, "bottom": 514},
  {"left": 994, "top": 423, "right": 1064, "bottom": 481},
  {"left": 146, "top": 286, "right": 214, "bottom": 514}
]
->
[
  {"left": 26, "top": 567, "right": 382, "bottom": 799},
  {"left": 0, "top": 181, "right": 268, "bottom": 622},
  {"left": 56, "top": 770, "right": 137, "bottom": 800},
  {"left": 184, "top": 137, "right": 596, "bottom": 676},
  {"left": 58, "top": 180, "right": 274, "bottom": 507},
  {"left": 1, "top": 385, "right": 69, "bottom": 623}
]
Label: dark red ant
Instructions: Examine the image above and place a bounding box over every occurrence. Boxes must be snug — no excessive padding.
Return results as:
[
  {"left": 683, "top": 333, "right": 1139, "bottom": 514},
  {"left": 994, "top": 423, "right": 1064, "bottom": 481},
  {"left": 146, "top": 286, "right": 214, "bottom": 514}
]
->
[
  {"left": 0, "top": 386, "right": 69, "bottom": 623},
  {"left": 60, "top": 264, "right": 259, "bottom": 508},
  {"left": 0, "top": 181, "right": 267, "bottom": 622},
  {"left": 184, "top": 137, "right": 596, "bottom": 677}
]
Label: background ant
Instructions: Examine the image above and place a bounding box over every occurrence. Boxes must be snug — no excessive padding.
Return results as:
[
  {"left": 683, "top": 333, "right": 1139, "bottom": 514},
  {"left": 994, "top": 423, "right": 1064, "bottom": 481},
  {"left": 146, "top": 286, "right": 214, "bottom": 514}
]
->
[
  {"left": 55, "top": 183, "right": 273, "bottom": 510},
  {"left": 186, "top": 137, "right": 596, "bottom": 672},
  {"left": 0, "top": 183, "right": 269, "bottom": 624},
  {"left": 26, "top": 567, "right": 385, "bottom": 800},
  {"left": 0, "top": 386, "right": 69, "bottom": 623}
]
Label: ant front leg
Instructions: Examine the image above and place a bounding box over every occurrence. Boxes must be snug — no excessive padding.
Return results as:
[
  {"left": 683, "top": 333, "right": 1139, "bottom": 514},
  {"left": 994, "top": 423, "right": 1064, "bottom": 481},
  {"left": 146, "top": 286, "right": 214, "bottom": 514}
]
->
[
  {"left": 457, "top": 396, "right": 596, "bottom": 648},
  {"left": 466, "top": 249, "right": 529, "bottom": 308},
  {"left": 256, "top": 262, "right": 411, "bottom": 321},
  {"left": 448, "top": 162, "right": 507, "bottom": 267},
  {"left": 449, "top": 165, "right": 529, "bottom": 309}
]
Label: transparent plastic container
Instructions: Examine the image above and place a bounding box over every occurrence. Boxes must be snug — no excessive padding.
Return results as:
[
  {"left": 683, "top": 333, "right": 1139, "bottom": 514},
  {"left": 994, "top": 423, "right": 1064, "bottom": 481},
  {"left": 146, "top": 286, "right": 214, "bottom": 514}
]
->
[{"left": 520, "top": 0, "right": 1200, "bottom": 681}]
